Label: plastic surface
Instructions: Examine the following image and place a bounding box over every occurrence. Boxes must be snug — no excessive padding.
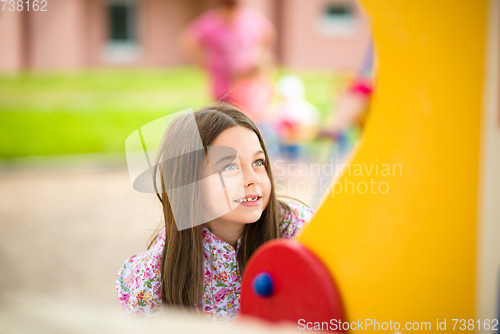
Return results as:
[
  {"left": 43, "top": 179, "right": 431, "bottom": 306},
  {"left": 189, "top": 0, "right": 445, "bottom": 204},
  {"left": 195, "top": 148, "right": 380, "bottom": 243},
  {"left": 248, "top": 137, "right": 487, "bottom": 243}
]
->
[{"left": 240, "top": 239, "right": 345, "bottom": 332}]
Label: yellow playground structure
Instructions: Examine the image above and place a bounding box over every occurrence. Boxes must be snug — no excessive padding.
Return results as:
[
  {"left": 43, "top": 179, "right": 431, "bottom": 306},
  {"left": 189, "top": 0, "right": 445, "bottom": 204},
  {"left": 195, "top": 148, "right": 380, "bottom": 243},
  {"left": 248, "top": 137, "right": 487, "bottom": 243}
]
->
[{"left": 241, "top": 0, "right": 500, "bottom": 333}]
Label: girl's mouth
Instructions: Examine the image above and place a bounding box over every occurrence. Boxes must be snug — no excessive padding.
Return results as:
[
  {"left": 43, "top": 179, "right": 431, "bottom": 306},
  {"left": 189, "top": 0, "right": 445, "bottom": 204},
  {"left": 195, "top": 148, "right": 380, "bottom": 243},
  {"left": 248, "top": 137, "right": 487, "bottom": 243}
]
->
[{"left": 234, "top": 195, "right": 262, "bottom": 206}]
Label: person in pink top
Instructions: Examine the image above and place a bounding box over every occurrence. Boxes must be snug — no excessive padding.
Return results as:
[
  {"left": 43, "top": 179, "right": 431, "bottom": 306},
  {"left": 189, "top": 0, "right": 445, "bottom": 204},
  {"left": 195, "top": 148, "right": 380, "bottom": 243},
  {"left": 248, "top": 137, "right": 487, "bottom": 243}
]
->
[{"left": 181, "top": 0, "right": 275, "bottom": 104}]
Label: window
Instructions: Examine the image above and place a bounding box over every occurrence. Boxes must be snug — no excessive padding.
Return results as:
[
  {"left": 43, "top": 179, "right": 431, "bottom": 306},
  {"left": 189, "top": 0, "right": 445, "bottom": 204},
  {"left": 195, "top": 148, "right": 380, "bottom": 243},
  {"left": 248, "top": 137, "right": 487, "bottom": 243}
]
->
[
  {"left": 105, "top": 0, "right": 139, "bottom": 62},
  {"left": 325, "top": 4, "right": 353, "bottom": 19},
  {"left": 317, "top": 3, "right": 357, "bottom": 36},
  {"left": 109, "top": 2, "right": 135, "bottom": 43}
]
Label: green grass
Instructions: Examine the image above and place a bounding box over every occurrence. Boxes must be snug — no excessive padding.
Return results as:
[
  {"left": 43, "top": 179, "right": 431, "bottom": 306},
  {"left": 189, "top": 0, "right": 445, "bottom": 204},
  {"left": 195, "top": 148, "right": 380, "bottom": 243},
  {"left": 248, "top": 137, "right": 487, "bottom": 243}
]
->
[{"left": 0, "top": 67, "right": 337, "bottom": 159}]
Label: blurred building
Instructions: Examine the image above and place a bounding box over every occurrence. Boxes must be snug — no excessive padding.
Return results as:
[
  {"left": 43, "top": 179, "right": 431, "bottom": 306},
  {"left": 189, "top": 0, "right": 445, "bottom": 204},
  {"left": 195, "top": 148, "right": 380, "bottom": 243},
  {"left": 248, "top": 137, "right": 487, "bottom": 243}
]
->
[{"left": 0, "top": 0, "right": 371, "bottom": 72}]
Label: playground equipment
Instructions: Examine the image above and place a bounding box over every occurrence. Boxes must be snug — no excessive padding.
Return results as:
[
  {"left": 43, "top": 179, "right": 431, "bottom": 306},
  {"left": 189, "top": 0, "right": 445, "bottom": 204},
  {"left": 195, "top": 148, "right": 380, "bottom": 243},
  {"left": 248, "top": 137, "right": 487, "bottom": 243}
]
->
[{"left": 240, "top": 0, "right": 499, "bottom": 332}]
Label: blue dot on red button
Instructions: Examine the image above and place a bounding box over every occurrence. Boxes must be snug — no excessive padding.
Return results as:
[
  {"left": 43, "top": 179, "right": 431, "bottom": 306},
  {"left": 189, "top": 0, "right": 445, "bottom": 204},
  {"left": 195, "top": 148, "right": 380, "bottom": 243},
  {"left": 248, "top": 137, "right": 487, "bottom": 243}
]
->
[{"left": 253, "top": 272, "right": 274, "bottom": 297}]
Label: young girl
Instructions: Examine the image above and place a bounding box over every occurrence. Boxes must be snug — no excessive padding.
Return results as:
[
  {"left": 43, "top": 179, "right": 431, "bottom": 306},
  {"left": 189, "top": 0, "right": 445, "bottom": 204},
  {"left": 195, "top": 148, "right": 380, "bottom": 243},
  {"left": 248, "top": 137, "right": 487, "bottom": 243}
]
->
[{"left": 116, "top": 104, "right": 315, "bottom": 320}]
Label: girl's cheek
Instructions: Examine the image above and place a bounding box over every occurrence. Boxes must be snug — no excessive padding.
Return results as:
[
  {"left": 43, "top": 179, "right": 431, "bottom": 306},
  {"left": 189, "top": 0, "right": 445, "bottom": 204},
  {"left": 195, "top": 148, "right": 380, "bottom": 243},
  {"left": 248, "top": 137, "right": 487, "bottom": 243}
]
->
[
  {"left": 258, "top": 170, "right": 272, "bottom": 195},
  {"left": 220, "top": 174, "right": 246, "bottom": 207},
  {"left": 200, "top": 173, "right": 245, "bottom": 215}
]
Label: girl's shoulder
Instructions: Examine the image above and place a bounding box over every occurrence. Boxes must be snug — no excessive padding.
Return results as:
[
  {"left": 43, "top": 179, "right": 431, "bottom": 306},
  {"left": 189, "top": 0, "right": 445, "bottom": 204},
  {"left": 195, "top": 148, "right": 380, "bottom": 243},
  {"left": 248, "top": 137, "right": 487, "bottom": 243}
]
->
[
  {"left": 278, "top": 199, "right": 315, "bottom": 239},
  {"left": 115, "top": 229, "right": 165, "bottom": 315}
]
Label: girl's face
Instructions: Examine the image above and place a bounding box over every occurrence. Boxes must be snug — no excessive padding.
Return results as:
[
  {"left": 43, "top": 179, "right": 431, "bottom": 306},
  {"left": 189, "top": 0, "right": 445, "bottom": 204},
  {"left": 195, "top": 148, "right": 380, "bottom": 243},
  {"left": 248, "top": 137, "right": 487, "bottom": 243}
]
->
[{"left": 204, "top": 126, "right": 271, "bottom": 227}]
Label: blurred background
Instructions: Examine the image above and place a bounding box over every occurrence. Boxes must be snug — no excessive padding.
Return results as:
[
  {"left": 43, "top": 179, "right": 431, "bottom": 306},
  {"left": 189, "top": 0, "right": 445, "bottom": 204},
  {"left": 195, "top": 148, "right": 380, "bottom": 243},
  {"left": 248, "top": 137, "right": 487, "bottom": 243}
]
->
[{"left": 0, "top": 0, "right": 374, "bottom": 327}]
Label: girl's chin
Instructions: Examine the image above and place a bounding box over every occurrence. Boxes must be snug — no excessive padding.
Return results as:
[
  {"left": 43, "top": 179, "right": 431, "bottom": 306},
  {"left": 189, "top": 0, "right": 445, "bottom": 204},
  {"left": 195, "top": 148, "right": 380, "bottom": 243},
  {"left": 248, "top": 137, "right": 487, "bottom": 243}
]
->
[{"left": 235, "top": 208, "right": 264, "bottom": 223}]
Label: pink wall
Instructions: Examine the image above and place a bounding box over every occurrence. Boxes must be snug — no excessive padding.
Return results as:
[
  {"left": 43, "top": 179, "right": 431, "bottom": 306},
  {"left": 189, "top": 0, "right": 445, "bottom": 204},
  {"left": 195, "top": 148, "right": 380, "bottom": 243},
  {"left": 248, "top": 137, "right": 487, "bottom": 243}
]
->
[
  {"left": 0, "top": 0, "right": 373, "bottom": 72},
  {"left": 280, "top": 0, "right": 372, "bottom": 71},
  {"left": 140, "top": 0, "right": 195, "bottom": 67},
  {"left": 86, "top": 0, "right": 105, "bottom": 67},
  {"left": 0, "top": 11, "right": 25, "bottom": 72},
  {"left": 87, "top": 0, "right": 200, "bottom": 68},
  {"left": 29, "top": 0, "right": 86, "bottom": 70}
]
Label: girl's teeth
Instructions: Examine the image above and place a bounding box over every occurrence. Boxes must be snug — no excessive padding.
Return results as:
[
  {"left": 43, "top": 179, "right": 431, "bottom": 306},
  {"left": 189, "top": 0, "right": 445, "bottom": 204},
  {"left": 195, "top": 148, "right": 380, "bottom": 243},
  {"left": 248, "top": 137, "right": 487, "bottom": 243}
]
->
[{"left": 237, "top": 197, "right": 259, "bottom": 203}]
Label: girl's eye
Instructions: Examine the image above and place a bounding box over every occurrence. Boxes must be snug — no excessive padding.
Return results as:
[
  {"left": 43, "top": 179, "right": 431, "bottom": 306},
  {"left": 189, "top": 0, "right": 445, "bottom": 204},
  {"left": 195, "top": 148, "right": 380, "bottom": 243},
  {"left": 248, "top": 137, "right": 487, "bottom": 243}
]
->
[
  {"left": 253, "top": 159, "right": 265, "bottom": 167},
  {"left": 222, "top": 163, "right": 238, "bottom": 172}
]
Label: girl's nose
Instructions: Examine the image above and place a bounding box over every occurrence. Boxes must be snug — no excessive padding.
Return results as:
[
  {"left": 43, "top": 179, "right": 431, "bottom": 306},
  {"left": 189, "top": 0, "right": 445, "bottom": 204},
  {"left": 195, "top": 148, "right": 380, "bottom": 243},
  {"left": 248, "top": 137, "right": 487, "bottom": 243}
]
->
[{"left": 244, "top": 168, "right": 260, "bottom": 187}]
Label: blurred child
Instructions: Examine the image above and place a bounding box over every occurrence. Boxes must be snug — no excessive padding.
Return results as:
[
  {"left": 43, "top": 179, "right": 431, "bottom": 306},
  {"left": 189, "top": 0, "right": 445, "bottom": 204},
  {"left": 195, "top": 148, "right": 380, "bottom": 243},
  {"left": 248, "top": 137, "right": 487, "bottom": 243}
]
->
[
  {"left": 318, "top": 76, "right": 373, "bottom": 155},
  {"left": 275, "top": 75, "right": 319, "bottom": 161},
  {"left": 319, "top": 40, "right": 375, "bottom": 156},
  {"left": 181, "top": 0, "right": 275, "bottom": 104}
]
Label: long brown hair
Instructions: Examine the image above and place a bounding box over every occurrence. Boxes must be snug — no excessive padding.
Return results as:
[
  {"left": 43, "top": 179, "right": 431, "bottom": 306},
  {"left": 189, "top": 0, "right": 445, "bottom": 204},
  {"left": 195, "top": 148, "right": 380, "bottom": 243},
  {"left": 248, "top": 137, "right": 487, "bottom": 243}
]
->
[{"left": 152, "top": 103, "right": 290, "bottom": 311}]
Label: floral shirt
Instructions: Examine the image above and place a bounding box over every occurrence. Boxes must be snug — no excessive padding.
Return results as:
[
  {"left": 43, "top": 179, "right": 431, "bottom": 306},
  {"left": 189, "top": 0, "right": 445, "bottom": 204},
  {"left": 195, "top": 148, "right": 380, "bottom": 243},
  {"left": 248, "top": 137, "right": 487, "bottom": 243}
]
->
[{"left": 115, "top": 200, "right": 315, "bottom": 321}]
